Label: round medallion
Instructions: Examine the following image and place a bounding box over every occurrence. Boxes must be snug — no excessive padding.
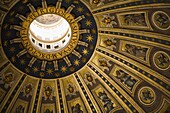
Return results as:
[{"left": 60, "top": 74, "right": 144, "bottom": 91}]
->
[
  {"left": 153, "top": 51, "right": 170, "bottom": 70},
  {"left": 152, "top": 11, "right": 170, "bottom": 30},
  {"left": 1, "top": 0, "right": 98, "bottom": 79},
  {"left": 138, "top": 87, "right": 156, "bottom": 105}
]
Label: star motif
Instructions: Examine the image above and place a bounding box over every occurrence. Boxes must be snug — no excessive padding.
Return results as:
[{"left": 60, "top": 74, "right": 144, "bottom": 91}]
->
[
  {"left": 61, "top": 66, "right": 67, "bottom": 73},
  {"left": 25, "top": 67, "right": 30, "bottom": 73},
  {"left": 20, "top": 59, "right": 25, "bottom": 65},
  {"left": 33, "top": 67, "right": 39, "bottom": 73},
  {"left": 91, "top": 28, "right": 96, "bottom": 34},
  {"left": 70, "top": 67, "right": 75, "bottom": 72},
  {"left": 85, "top": 20, "right": 92, "bottom": 27},
  {"left": 90, "top": 45, "right": 94, "bottom": 50},
  {"left": 40, "top": 72, "right": 45, "bottom": 77},
  {"left": 9, "top": 47, "right": 15, "bottom": 53},
  {"left": 11, "top": 56, "right": 16, "bottom": 62},
  {"left": 82, "top": 49, "right": 89, "bottom": 55},
  {"left": 55, "top": 72, "right": 60, "bottom": 77},
  {"left": 47, "top": 68, "right": 53, "bottom": 75},
  {"left": 74, "top": 59, "right": 80, "bottom": 66},
  {"left": 82, "top": 58, "right": 87, "bottom": 63},
  {"left": 86, "top": 12, "right": 91, "bottom": 17},
  {"left": 87, "top": 35, "right": 93, "bottom": 42},
  {"left": 77, "top": 7, "right": 84, "bottom": 13}
]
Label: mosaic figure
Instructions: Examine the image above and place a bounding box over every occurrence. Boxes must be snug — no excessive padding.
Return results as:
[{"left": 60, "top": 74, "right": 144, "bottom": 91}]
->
[
  {"left": 124, "top": 44, "right": 148, "bottom": 60},
  {"left": 116, "top": 69, "right": 137, "bottom": 90},
  {"left": 71, "top": 103, "right": 83, "bottom": 113},
  {"left": 123, "top": 13, "right": 146, "bottom": 26},
  {"left": 0, "top": 72, "right": 14, "bottom": 89},
  {"left": 98, "top": 91, "right": 114, "bottom": 113}
]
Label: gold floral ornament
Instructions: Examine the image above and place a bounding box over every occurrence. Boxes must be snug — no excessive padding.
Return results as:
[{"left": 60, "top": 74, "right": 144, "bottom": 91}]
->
[
  {"left": 68, "top": 85, "right": 74, "bottom": 93},
  {"left": 84, "top": 72, "right": 97, "bottom": 86},
  {"left": 103, "top": 37, "right": 117, "bottom": 50},
  {"left": 0, "top": 72, "right": 15, "bottom": 89},
  {"left": 66, "top": 83, "right": 77, "bottom": 96},
  {"left": 20, "top": 7, "right": 79, "bottom": 61},
  {"left": 22, "top": 83, "right": 33, "bottom": 97},
  {"left": 102, "top": 14, "right": 117, "bottom": 28},
  {"left": 43, "top": 86, "right": 53, "bottom": 101},
  {"left": 98, "top": 58, "right": 112, "bottom": 71},
  {"left": 90, "top": 0, "right": 104, "bottom": 7},
  {"left": 86, "top": 73, "right": 93, "bottom": 82}
]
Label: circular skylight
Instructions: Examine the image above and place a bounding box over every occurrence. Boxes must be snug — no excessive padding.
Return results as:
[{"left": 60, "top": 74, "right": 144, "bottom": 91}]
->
[{"left": 29, "top": 14, "right": 72, "bottom": 53}]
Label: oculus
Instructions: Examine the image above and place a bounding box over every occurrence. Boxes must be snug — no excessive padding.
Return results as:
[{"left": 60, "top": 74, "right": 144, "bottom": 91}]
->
[
  {"left": 29, "top": 14, "right": 72, "bottom": 53},
  {"left": 20, "top": 7, "right": 79, "bottom": 60},
  {"left": 1, "top": 0, "right": 98, "bottom": 79}
]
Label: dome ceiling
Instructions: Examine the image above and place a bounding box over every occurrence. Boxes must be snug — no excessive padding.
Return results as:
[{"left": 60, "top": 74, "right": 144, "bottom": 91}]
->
[{"left": 0, "top": 0, "right": 170, "bottom": 113}]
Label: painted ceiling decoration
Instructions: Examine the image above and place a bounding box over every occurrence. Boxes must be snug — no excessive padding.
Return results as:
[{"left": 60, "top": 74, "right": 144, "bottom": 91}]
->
[{"left": 0, "top": 0, "right": 170, "bottom": 113}]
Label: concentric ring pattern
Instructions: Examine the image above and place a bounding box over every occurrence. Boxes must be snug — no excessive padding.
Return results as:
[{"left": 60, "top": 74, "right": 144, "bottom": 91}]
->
[
  {"left": 0, "top": 0, "right": 170, "bottom": 113},
  {"left": 1, "top": 0, "right": 98, "bottom": 78}
]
